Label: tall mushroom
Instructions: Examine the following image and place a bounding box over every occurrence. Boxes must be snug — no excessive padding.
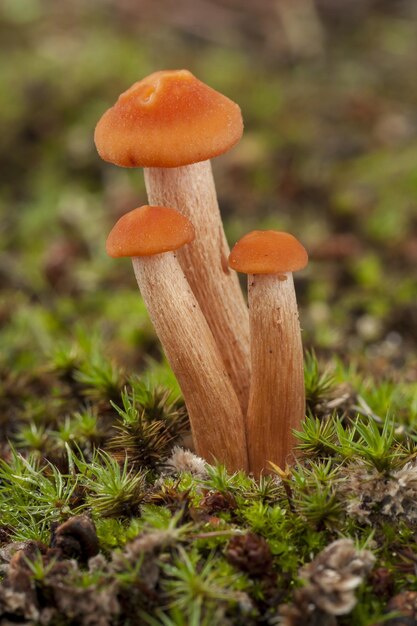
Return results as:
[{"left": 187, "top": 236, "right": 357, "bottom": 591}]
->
[
  {"left": 95, "top": 69, "right": 250, "bottom": 412},
  {"left": 107, "top": 205, "right": 248, "bottom": 472},
  {"left": 228, "top": 230, "right": 308, "bottom": 476}
]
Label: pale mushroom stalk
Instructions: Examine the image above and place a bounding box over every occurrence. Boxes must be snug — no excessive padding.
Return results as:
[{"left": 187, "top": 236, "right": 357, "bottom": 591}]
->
[
  {"left": 107, "top": 206, "right": 248, "bottom": 472},
  {"left": 133, "top": 253, "right": 248, "bottom": 471},
  {"left": 229, "top": 230, "right": 308, "bottom": 476},
  {"left": 144, "top": 161, "right": 250, "bottom": 411},
  {"left": 247, "top": 272, "right": 304, "bottom": 475},
  {"left": 95, "top": 69, "right": 250, "bottom": 412}
]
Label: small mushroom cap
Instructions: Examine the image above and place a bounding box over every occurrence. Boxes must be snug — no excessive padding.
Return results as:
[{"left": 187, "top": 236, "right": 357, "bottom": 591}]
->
[
  {"left": 229, "top": 230, "right": 308, "bottom": 275},
  {"left": 95, "top": 69, "right": 243, "bottom": 168},
  {"left": 106, "top": 205, "right": 195, "bottom": 258}
]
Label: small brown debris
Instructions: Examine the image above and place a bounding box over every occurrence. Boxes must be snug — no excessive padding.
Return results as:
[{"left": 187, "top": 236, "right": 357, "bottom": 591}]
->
[
  {"left": 0, "top": 541, "right": 33, "bottom": 566},
  {"left": 340, "top": 461, "right": 417, "bottom": 524},
  {"left": 0, "top": 542, "right": 46, "bottom": 621},
  {"left": 148, "top": 483, "right": 191, "bottom": 523},
  {"left": 300, "top": 538, "right": 375, "bottom": 615},
  {"left": 386, "top": 591, "right": 417, "bottom": 618},
  {"left": 369, "top": 567, "right": 395, "bottom": 598},
  {"left": 226, "top": 532, "right": 273, "bottom": 577},
  {"left": 200, "top": 490, "right": 237, "bottom": 514},
  {"left": 279, "top": 539, "right": 374, "bottom": 625},
  {"left": 50, "top": 515, "right": 99, "bottom": 562},
  {"left": 8, "top": 541, "right": 47, "bottom": 578}
]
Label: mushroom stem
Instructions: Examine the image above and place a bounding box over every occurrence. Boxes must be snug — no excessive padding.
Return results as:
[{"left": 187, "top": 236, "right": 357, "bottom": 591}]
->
[
  {"left": 144, "top": 161, "right": 250, "bottom": 413},
  {"left": 132, "top": 252, "right": 248, "bottom": 471},
  {"left": 246, "top": 272, "right": 305, "bottom": 475}
]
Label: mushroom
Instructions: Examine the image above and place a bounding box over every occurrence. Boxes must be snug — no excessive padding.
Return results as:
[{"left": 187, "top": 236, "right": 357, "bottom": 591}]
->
[
  {"left": 95, "top": 69, "right": 250, "bottom": 412},
  {"left": 107, "top": 205, "right": 248, "bottom": 471},
  {"left": 228, "top": 230, "right": 308, "bottom": 476}
]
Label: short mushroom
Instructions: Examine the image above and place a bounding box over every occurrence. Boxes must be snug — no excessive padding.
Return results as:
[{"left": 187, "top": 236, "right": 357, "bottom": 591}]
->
[
  {"left": 229, "top": 230, "right": 308, "bottom": 476},
  {"left": 95, "top": 69, "right": 250, "bottom": 413},
  {"left": 107, "top": 205, "right": 248, "bottom": 471}
]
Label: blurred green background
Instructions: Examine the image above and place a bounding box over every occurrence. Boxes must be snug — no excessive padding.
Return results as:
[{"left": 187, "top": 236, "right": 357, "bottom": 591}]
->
[{"left": 1, "top": 0, "right": 416, "bottom": 383}]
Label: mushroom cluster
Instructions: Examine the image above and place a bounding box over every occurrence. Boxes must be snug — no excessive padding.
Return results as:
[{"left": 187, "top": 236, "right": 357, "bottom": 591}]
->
[{"left": 95, "top": 69, "right": 308, "bottom": 475}]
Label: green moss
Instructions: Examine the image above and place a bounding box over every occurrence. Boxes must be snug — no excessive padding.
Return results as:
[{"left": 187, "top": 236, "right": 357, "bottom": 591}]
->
[{"left": 1, "top": 2, "right": 417, "bottom": 623}]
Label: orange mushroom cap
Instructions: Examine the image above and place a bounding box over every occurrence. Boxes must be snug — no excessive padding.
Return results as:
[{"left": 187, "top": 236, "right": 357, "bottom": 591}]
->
[
  {"left": 94, "top": 69, "right": 243, "bottom": 168},
  {"left": 106, "top": 205, "right": 195, "bottom": 258},
  {"left": 229, "top": 230, "right": 308, "bottom": 275}
]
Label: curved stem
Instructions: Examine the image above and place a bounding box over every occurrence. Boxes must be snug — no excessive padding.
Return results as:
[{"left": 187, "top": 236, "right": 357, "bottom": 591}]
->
[
  {"left": 144, "top": 161, "right": 250, "bottom": 413},
  {"left": 132, "top": 252, "right": 248, "bottom": 471}
]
